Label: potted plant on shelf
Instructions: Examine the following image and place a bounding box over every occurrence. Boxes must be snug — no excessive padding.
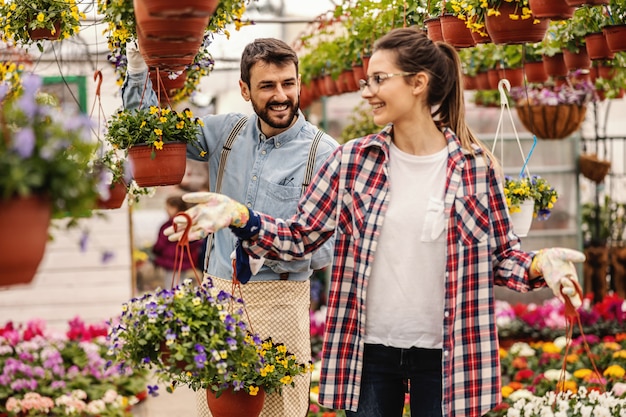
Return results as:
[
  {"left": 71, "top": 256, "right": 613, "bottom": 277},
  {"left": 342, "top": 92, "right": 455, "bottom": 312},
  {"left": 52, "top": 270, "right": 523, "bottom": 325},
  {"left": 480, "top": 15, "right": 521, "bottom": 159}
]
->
[
  {"left": 0, "top": 74, "right": 99, "bottom": 287},
  {"left": 509, "top": 76, "right": 596, "bottom": 139},
  {"left": 0, "top": 0, "right": 84, "bottom": 51},
  {"left": 104, "top": 105, "right": 205, "bottom": 187},
  {"left": 107, "top": 278, "right": 312, "bottom": 417}
]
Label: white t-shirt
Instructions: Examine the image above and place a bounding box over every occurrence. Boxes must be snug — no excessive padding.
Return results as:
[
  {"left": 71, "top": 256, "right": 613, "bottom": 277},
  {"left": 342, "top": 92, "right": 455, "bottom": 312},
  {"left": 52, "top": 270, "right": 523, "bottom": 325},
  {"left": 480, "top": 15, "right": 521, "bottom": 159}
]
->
[{"left": 364, "top": 142, "right": 447, "bottom": 349}]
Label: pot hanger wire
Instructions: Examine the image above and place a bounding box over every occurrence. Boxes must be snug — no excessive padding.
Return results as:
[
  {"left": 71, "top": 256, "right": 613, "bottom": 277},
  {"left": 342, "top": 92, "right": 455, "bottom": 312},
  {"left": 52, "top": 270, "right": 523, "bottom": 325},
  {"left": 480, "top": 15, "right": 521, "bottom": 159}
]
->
[{"left": 491, "top": 78, "right": 537, "bottom": 179}]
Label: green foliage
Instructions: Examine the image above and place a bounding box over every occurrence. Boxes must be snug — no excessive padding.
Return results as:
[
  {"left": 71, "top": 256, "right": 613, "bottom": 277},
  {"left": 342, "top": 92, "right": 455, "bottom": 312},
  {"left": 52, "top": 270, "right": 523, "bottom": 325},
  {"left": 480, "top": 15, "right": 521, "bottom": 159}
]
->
[
  {"left": 104, "top": 106, "right": 204, "bottom": 155},
  {"left": 340, "top": 102, "right": 379, "bottom": 144}
]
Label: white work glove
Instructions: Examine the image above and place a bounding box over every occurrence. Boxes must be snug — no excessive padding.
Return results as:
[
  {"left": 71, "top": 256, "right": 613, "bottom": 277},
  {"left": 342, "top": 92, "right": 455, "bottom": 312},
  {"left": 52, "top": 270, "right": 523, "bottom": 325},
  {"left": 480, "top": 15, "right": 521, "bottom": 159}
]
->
[
  {"left": 126, "top": 41, "right": 147, "bottom": 74},
  {"left": 530, "top": 248, "right": 586, "bottom": 309},
  {"left": 164, "top": 192, "right": 256, "bottom": 242}
]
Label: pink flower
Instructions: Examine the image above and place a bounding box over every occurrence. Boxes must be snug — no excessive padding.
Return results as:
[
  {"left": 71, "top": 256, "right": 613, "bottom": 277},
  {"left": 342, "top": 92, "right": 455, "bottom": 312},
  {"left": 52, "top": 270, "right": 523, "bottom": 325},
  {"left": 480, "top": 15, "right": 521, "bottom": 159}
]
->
[{"left": 612, "top": 382, "right": 626, "bottom": 397}]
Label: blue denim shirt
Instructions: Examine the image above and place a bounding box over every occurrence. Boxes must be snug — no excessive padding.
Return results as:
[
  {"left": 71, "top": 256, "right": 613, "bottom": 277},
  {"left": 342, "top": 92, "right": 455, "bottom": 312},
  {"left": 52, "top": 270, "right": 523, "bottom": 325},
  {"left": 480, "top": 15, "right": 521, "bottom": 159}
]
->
[{"left": 122, "top": 71, "right": 338, "bottom": 281}]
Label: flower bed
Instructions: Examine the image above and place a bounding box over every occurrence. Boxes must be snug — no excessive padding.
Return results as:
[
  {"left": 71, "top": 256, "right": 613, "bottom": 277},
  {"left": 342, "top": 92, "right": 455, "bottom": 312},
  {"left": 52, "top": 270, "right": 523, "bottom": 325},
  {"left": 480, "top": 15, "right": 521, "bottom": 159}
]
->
[
  {"left": 306, "top": 295, "right": 626, "bottom": 416},
  {"left": 0, "top": 317, "right": 149, "bottom": 416}
]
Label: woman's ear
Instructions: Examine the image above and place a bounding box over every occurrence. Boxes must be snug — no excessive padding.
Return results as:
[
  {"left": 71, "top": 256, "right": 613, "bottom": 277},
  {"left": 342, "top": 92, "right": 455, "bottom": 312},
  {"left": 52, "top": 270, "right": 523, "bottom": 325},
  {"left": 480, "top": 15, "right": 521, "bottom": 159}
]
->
[{"left": 412, "top": 72, "right": 429, "bottom": 95}]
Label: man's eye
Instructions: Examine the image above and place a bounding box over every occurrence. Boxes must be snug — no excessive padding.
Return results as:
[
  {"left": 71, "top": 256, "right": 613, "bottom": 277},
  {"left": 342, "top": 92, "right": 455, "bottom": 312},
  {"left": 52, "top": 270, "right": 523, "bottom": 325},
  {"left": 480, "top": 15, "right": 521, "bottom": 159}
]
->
[{"left": 373, "top": 75, "right": 383, "bottom": 84}]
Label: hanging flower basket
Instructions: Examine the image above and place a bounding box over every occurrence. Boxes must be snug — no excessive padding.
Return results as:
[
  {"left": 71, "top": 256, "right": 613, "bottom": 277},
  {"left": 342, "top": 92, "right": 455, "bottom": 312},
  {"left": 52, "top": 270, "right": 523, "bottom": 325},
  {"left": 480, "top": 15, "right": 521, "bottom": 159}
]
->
[
  {"left": 143, "top": 0, "right": 219, "bottom": 17},
  {"left": 0, "top": 195, "right": 51, "bottom": 287},
  {"left": 585, "top": 32, "right": 615, "bottom": 60},
  {"left": 96, "top": 180, "right": 128, "bottom": 210},
  {"left": 206, "top": 387, "right": 266, "bottom": 417},
  {"left": 440, "top": 14, "right": 475, "bottom": 48},
  {"left": 602, "top": 24, "right": 626, "bottom": 53},
  {"left": 128, "top": 142, "right": 187, "bottom": 187},
  {"left": 527, "top": 0, "right": 575, "bottom": 20},
  {"left": 516, "top": 104, "right": 587, "bottom": 140},
  {"left": 425, "top": 17, "right": 444, "bottom": 43},
  {"left": 484, "top": 2, "right": 549, "bottom": 45},
  {"left": 578, "top": 153, "right": 611, "bottom": 183},
  {"left": 28, "top": 20, "right": 62, "bottom": 41},
  {"left": 509, "top": 200, "right": 535, "bottom": 237}
]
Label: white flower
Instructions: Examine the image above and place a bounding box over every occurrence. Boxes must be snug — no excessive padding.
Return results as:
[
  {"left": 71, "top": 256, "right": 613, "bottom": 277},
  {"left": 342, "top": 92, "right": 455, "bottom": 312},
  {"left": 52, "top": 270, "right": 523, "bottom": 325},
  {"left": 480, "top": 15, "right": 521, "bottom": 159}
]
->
[
  {"left": 543, "top": 369, "right": 570, "bottom": 381},
  {"left": 510, "top": 342, "right": 536, "bottom": 357},
  {"left": 509, "top": 389, "right": 536, "bottom": 402}
]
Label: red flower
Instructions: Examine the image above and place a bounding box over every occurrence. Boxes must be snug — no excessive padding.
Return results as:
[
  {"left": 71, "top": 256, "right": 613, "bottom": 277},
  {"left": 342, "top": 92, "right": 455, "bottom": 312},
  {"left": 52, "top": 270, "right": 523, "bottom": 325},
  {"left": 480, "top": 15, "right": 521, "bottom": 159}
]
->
[{"left": 514, "top": 369, "right": 535, "bottom": 382}]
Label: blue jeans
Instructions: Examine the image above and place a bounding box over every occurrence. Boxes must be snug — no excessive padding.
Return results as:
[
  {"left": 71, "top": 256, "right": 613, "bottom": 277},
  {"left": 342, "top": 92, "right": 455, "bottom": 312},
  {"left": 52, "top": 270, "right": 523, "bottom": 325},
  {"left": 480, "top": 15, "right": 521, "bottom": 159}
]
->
[{"left": 346, "top": 344, "right": 443, "bottom": 417}]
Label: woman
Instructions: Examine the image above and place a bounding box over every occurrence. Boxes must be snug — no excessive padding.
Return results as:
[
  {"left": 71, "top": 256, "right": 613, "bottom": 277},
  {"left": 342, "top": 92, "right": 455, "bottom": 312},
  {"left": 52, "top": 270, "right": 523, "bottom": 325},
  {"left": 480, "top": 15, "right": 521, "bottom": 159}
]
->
[{"left": 166, "top": 27, "right": 584, "bottom": 417}]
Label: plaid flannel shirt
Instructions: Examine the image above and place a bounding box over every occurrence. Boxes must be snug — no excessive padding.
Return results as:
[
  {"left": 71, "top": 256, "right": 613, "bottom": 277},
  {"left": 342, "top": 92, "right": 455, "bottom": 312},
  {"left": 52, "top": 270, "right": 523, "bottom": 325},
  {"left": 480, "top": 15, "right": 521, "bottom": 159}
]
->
[{"left": 245, "top": 125, "right": 545, "bottom": 416}]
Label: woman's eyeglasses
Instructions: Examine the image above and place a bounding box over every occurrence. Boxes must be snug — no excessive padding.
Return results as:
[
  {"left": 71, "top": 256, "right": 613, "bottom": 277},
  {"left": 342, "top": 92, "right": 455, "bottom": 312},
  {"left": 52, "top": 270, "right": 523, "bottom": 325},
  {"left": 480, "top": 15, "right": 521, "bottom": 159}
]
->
[{"left": 358, "top": 72, "right": 417, "bottom": 94}]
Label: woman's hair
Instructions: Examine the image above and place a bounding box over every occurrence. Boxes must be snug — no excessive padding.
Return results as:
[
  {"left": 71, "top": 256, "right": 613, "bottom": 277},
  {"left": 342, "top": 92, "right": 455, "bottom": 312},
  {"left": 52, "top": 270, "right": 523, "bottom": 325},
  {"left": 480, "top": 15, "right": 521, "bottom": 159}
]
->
[
  {"left": 373, "top": 27, "right": 493, "bottom": 159},
  {"left": 240, "top": 38, "right": 299, "bottom": 87}
]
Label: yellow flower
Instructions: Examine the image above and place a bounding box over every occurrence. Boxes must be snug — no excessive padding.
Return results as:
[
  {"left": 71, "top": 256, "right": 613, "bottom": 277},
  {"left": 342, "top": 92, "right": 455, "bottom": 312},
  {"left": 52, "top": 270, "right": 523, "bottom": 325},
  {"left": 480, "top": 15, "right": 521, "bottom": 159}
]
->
[
  {"left": 149, "top": 106, "right": 159, "bottom": 115},
  {"left": 603, "top": 365, "right": 625, "bottom": 379},
  {"left": 280, "top": 375, "right": 292, "bottom": 384},
  {"left": 185, "top": 109, "right": 194, "bottom": 118},
  {"left": 36, "top": 12, "right": 45, "bottom": 22},
  {"left": 248, "top": 386, "right": 259, "bottom": 396},
  {"left": 200, "top": 150, "right": 207, "bottom": 157},
  {"left": 140, "top": 121, "right": 146, "bottom": 128},
  {"left": 573, "top": 368, "right": 592, "bottom": 379},
  {"left": 176, "top": 121, "right": 185, "bottom": 129},
  {"left": 197, "top": 119, "right": 205, "bottom": 127},
  {"left": 613, "top": 350, "right": 626, "bottom": 359},
  {"left": 154, "top": 139, "right": 164, "bottom": 150},
  {"left": 159, "top": 116, "right": 167, "bottom": 123},
  {"left": 502, "top": 385, "right": 514, "bottom": 398},
  {"left": 154, "top": 129, "right": 163, "bottom": 136},
  {"left": 541, "top": 342, "right": 561, "bottom": 354}
]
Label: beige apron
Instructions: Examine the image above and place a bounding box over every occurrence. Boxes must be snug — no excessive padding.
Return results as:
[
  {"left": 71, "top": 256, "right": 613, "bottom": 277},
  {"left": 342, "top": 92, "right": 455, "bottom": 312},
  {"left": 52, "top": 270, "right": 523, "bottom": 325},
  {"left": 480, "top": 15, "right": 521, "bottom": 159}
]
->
[{"left": 196, "top": 275, "right": 312, "bottom": 417}]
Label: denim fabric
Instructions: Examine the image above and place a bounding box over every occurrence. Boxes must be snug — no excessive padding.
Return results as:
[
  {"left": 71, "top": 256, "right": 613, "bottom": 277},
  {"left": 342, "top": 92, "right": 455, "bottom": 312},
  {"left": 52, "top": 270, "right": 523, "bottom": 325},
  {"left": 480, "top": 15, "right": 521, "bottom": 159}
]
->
[{"left": 346, "top": 344, "right": 443, "bottom": 417}]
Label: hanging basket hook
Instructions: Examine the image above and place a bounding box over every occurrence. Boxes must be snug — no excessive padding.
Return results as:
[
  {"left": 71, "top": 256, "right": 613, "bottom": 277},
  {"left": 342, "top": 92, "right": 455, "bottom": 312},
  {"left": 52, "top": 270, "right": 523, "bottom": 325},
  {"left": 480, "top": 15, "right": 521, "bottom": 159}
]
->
[{"left": 498, "top": 78, "right": 511, "bottom": 106}]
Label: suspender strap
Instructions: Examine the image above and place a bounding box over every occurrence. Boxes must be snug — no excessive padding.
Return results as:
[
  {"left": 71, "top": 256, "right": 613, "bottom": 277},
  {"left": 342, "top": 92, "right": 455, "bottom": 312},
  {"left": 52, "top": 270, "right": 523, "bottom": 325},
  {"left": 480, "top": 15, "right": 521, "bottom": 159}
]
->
[
  {"left": 301, "top": 130, "right": 323, "bottom": 195},
  {"left": 204, "top": 116, "right": 248, "bottom": 272},
  {"left": 215, "top": 116, "right": 248, "bottom": 193}
]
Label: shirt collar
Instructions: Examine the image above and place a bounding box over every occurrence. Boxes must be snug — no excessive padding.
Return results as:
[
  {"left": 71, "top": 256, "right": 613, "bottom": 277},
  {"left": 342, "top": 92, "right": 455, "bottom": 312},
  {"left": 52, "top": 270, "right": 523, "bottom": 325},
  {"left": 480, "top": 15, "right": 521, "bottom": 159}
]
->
[{"left": 253, "top": 110, "right": 307, "bottom": 146}]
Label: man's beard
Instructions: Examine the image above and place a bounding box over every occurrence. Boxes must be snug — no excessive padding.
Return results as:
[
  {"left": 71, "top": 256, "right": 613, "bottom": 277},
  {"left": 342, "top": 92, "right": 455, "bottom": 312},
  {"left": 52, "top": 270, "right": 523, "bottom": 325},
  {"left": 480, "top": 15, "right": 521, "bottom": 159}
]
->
[{"left": 251, "top": 96, "right": 300, "bottom": 130}]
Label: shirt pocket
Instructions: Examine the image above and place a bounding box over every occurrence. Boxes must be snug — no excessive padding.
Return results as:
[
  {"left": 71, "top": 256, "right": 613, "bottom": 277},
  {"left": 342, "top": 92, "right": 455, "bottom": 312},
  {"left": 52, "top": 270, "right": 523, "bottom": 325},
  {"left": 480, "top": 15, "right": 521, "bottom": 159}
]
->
[
  {"left": 454, "top": 193, "right": 490, "bottom": 246},
  {"left": 258, "top": 178, "right": 301, "bottom": 218},
  {"left": 338, "top": 192, "right": 372, "bottom": 240},
  {"left": 420, "top": 197, "right": 446, "bottom": 242}
]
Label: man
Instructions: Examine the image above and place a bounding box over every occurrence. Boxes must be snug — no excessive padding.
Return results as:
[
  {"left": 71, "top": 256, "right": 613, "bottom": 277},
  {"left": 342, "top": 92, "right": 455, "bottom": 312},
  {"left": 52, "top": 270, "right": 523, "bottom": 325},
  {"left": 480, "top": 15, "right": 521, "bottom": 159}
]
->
[{"left": 122, "top": 38, "right": 338, "bottom": 416}]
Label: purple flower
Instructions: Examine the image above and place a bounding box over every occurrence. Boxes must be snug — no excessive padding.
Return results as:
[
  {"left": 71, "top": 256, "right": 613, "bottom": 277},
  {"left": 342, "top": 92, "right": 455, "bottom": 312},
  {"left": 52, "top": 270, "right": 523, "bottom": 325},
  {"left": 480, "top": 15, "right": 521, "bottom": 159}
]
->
[
  {"left": 148, "top": 384, "right": 159, "bottom": 397},
  {"left": 11, "top": 128, "right": 35, "bottom": 158}
]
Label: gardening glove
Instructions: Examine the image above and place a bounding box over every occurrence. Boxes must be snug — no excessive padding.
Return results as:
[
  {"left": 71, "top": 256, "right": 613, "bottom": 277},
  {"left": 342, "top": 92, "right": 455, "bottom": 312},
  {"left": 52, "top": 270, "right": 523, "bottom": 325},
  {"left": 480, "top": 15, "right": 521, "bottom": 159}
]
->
[
  {"left": 126, "top": 41, "right": 147, "bottom": 74},
  {"left": 530, "top": 248, "right": 586, "bottom": 309},
  {"left": 163, "top": 192, "right": 262, "bottom": 284}
]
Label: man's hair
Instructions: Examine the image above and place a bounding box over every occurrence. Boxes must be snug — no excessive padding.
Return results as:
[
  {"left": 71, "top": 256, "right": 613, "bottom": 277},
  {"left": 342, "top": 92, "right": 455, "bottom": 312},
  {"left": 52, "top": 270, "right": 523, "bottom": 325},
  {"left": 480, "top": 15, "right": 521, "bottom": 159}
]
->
[{"left": 240, "top": 38, "right": 299, "bottom": 86}]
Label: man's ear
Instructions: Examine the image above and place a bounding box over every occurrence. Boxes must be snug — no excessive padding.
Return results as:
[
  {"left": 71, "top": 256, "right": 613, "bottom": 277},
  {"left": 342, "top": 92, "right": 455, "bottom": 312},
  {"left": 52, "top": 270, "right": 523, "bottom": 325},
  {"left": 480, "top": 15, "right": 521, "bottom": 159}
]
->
[{"left": 239, "top": 79, "right": 250, "bottom": 101}]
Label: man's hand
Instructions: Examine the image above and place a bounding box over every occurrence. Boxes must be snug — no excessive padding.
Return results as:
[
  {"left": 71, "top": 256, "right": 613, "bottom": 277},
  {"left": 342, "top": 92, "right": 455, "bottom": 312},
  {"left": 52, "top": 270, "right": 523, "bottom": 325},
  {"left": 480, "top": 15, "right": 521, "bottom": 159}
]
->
[
  {"left": 164, "top": 192, "right": 251, "bottom": 242},
  {"left": 531, "top": 248, "right": 586, "bottom": 309},
  {"left": 126, "top": 41, "right": 148, "bottom": 74}
]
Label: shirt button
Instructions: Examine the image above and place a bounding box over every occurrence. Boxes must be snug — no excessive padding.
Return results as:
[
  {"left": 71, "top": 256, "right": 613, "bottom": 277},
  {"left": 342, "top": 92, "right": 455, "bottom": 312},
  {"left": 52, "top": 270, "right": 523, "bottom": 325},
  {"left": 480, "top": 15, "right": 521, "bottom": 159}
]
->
[
  {"left": 443, "top": 350, "right": 449, "bottom": 357},
  {"left": 246, "top": 203, "right": 252, "bottom": 208},
  {"left": 444, "top": 311, "right": 449, "bottom": 318},
  {"left": 252, "top": 176, "right": 257, "bottom": 181},
  {"left": 261, "top": 150, "right": 267, "bottom": 155},
  {"left": 276, "top": 142, "right": 281, "bottom": 148}
]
